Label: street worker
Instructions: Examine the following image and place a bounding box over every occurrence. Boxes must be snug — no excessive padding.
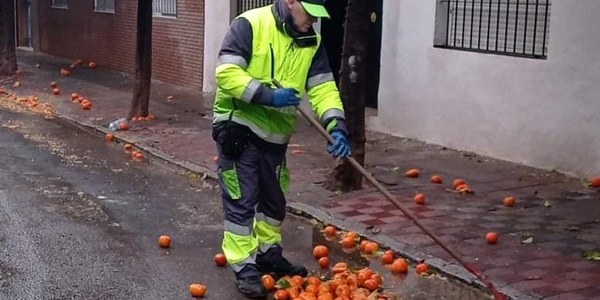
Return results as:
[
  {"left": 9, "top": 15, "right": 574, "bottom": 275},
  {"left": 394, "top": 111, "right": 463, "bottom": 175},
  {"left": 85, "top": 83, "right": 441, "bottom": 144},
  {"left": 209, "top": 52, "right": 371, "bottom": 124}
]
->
[{"left": 212, "top": 0, "right": 352, "bottom": 298}]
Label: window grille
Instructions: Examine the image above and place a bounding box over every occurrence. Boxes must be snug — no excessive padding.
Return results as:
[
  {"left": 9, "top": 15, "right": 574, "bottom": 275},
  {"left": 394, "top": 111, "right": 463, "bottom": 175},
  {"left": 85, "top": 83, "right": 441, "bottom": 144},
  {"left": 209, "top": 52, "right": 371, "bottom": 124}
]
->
[
  {"left": 95, "top": 0, "right": 115, "bottom": 13},
  {"left": 51, "top": 0, "right": 68, "bottom": 9},
  {"left": 436, "top": 0, "right": 551, "bottom": 59},
  {"left": 153, "top": 0, "right": 177, "bottom": 17},
  {"left": 237, "top": 0, "right": 273, "bottom": 14}
]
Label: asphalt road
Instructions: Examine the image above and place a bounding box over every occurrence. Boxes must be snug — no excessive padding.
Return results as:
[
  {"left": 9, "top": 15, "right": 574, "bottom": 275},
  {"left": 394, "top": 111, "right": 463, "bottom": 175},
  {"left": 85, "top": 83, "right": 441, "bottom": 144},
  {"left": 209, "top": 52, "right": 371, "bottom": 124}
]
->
[
  {"left": 0, "top": 107, "right": 491, "bottom": 300},
  {"left": 0, "top": 108, "right": 269, "bottom": 299}
]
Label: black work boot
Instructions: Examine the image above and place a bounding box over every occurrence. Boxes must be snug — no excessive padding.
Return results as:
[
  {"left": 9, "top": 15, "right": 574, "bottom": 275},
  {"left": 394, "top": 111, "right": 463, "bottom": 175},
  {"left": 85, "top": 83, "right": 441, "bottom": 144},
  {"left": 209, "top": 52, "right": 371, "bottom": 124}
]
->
[
  {"left": 256, "top": 246, "right": 308, "bottom": 278},
  {"left": 235, "top": 264, "right": 267, "bottom": 299}
]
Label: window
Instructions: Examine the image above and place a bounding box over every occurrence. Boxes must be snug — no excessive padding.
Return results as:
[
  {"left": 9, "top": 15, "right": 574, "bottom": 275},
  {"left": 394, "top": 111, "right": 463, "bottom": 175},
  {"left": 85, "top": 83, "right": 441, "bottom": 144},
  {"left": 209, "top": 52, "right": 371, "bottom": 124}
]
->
[
  {"left": 51, "top": 0, "right": 68, "bottom": 9},
  {"left": 153, "top": 0, "right": 177, "bottom": 17},
  {"left": 237, "top": 0, "right": 273, "bottom": 14},
  {"left": 95, "top": 0, "right": 115, "bottom": 13},
  {"left": 434, "top": 0, "right": 551, "bottom": 59}
]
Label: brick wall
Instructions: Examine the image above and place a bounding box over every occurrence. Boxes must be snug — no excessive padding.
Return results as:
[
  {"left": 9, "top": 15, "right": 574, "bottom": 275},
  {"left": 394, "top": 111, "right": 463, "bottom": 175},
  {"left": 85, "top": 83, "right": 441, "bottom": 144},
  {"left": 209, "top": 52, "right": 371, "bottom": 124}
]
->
[{"left": 36, "top": 0, "right": 204, "bottom": 89}]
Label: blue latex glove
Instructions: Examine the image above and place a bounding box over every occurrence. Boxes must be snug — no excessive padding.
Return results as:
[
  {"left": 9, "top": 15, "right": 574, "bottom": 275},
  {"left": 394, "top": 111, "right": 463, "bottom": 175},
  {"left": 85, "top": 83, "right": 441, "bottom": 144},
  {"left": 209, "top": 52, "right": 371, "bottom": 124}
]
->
[
  {"left": 327, "top": 130, "right": 352, "bottom": 158},
  {"left": 272, "top": 88, "right": 301, "bottom": 107}
]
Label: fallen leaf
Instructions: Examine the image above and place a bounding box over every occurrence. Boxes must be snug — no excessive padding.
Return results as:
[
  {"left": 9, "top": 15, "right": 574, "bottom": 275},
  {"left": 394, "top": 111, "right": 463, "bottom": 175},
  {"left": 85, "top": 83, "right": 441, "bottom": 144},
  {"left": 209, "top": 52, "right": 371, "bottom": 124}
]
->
[
  {"left": 583, "top": 250, "right": 600, "bottom": 261},
  {"left": 291, "top": 149, "right": 306, "bottom": 155},
  {"left": 370, "top": 227, "right": 381, "bottom": 234},
  {"left": 521, "top": 237, "right": 534, "bottom": 244},
  {"left": 566, "top": 226, "right": 580, "bottom": 232}
]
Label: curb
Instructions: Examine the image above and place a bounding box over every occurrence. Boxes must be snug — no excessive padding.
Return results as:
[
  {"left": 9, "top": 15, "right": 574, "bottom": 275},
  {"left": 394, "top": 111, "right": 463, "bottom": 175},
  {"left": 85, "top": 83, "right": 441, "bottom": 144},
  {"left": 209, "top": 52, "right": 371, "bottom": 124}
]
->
[{"left": 285, "top": 201, "right": 541, "bottom": 300}]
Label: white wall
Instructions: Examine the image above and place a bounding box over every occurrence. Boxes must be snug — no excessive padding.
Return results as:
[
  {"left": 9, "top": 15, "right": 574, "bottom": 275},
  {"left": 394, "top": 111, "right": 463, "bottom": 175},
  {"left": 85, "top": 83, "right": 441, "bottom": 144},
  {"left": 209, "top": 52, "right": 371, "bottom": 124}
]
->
[
  {"left": 372, "top": 0, "right": 600, "bottom": 177},
  {"left": 202, "top": 0, "right": 233, "bottom": 93}
]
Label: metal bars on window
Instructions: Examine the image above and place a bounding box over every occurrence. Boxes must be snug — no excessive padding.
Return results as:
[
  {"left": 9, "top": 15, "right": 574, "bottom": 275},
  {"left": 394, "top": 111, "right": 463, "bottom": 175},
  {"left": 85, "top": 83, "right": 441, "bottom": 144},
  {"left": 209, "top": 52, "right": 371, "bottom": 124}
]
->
[
  {"left": 51, "top": 0, "right": 68, "bottom": 9},
  {"left": 445, "top": 0, "right": 550, "bottom": 58},
  {"left": 95, "top": 0, "right": 115, "bottom": 12},
  {"left": 237, "top": 0, "right": 273, "bottom": 14},
  {"left": 153, "top": 0, "right": 177, "bottom": 17}
]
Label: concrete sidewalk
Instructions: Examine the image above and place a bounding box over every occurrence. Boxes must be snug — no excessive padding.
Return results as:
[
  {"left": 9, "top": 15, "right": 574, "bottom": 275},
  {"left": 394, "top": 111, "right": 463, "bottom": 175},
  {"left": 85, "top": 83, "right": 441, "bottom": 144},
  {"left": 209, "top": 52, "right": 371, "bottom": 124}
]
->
[{"left": 3, "top": 50, "right": 599, "bottom": 300}]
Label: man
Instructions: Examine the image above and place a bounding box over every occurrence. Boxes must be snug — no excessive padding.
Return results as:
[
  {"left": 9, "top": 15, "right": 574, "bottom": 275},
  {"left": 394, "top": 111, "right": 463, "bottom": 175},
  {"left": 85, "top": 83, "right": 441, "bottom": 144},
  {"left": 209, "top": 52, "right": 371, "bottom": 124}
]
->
[{"left": 212, "top": 0, "right": 351, "bottom": 298}]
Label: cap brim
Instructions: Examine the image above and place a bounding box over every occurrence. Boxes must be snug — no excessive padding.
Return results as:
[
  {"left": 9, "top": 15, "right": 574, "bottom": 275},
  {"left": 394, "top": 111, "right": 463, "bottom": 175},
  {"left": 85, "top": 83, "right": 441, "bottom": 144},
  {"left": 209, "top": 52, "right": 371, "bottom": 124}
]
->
[{"left": 300, "top": 2, "right": 330, "bottom": 19}]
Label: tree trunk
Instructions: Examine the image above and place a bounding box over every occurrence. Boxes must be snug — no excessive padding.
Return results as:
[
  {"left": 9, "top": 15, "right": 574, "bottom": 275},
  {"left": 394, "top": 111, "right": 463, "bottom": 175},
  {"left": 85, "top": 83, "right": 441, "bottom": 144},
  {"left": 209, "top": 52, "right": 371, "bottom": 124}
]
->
[
  {"left": 0, "top": 0, "right": 18, "bottom": 76},
  {"left": 326, "top": 0, "right": 370, "bottom": 192},
  {"left": 129, "top": 0, "right": 153, "bottom": 119}
]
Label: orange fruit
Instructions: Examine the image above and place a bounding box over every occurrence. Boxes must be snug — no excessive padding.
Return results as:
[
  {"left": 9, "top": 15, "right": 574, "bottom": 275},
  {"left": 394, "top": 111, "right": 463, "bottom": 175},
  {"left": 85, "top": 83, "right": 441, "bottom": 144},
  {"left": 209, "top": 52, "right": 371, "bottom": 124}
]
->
[
  {"left": 214, "top": 253, "right": 227, "bottom": 267},
  {"left": 391, "top": 258, "right": 408, "bottom": 274},
  {"left": 105, "top": 133, "right": 115, "bottom": 142},
  {"left": 335, "top": 284, "right": 351, "bottom": 297},
  {"left": 286, "top": 286, "right": 301, "bottom": 298},
  {"left": 430, "top": 175, "right": 443, "bottom": 184},
  {"left": 345, "top": 231, "right": 359, "bottom": 239},
  {"left": 313, "top": 245, "right": 329, "bottom": 259},
  {"left": 503, "top": 196, "right": 516, "bottom": 207},
  {"left": 362, "top": 279, "right": 379, "bottom": 291},
  {"left": 290, "top": 275, "right": 304, "bottom": 287},
  {"left": 81, "top": 102, "right": 92, "bottom": 110},
  {"left": 453, "top": 179, "right": 466, "bottom": 189},
  {"left": 332, "top": 262, "right": 349, "bottom": 274},
  {"left": 486, "top": 232, "right": 498, "bottom": 244},
  {"left": 318, "top": 256, "right": 330, "bottom": 269},
  {"left": 359, "top": 240, "right": 369, "bottom": 252},
  {"left": 341, "top": 237, "right": 356, "bottom": 249},
  {"left": 50, "top": 81, "right": 58, "bottom": 88},
  {"left": 324, "top": 225, "right": 337, "bottom": 238},
  {"left": 133, "top": 152, "right": 144, "bottom": 160},
  {"left": 274, "top": 289, "right": 289, "bottom": 300},
  {"left": 414, "top": 193, "right": 426, "bottom": 205},
  {"left": 363, "top": 242, "right": 379, "bottom": 255},
  {"left": 358, "top": 268, "right": 374, "bottom": 280},
  {"left": 306, "top": 276, "right": 322, "bottom": 287},
  {"left": 261, "top": 274, "right": 276, "bottom": 290},
  {"left": 305, "top": 284, "right": 319, "bottom": 294},
  {"left": 89, "top": 61, "right": 97, "bottom": 69},
  {"left": 124, "top": 144, "right": 133, "bottom": 151},
  {"left": 53, "top": 88, "right": 60, "bottom": 95},
  {"left": 404, "top": 168, "right": 420, "bottom": 178},
  {"left": 380, "top": 253, "right": 394, "bottom": 265},
  {"left": 189, "top": 283, "right": 207, "bottom": 297},
  {"left": 415, "top": 263, "right": 429, "bottom": 275},
  {"left": 317, "top": 292, "right": 333, "bottom": 300},
  {"left": 590, "top": 177, "right": 600, "bottom": 187},
  {"left": 456, "top": 184, "right": 472, "bottom": 193},
  {"left": 371, "top": 273, "right": 383, "bottom": 286},
  {"left": 158, "top": 235, "right": 171, "bottom": 248},
  {"left": 71, "top": 93, "right": 78, "bottom": 100}
]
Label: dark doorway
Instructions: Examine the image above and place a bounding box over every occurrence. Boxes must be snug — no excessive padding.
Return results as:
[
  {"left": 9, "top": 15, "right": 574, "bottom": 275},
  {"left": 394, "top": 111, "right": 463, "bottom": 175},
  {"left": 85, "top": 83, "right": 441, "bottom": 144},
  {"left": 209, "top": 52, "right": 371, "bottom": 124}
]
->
[{"left": 322, "top": 0, "right": 382, "bottom": 109}]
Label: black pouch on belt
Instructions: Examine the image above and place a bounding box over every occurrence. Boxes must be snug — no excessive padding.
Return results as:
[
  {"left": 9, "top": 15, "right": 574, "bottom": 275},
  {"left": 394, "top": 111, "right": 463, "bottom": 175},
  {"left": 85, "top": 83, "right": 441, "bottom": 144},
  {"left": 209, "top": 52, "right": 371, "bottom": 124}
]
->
[{"left": 216, "top": 122, "right": 251, "bottom": 159}]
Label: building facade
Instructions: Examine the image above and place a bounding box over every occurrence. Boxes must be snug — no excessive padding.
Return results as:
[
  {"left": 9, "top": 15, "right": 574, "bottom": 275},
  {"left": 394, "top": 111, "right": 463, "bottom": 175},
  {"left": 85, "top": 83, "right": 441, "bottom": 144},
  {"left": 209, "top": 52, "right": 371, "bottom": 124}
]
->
[
  {"left": 17, "top": 0, "right": 204, "bottom": 89},
  {"left": 371, "top": 0, "right": 599, "bottom": 177},
  {"left": 18, "top": 0, "right": 599, "bottom": 177}
]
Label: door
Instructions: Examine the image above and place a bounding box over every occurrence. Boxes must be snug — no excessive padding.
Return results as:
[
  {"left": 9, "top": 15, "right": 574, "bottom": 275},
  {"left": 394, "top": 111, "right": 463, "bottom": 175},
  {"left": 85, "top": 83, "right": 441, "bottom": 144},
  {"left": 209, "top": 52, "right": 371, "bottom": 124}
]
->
[{"left": 322, "top": 0, "right": 383, "bottom": 109}]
